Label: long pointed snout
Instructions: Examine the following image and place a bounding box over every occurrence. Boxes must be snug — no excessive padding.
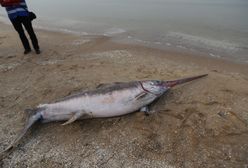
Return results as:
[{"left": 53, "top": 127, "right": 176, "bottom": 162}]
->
[{"left": 163, "top": 74, "right": 208, "bottom": 88}]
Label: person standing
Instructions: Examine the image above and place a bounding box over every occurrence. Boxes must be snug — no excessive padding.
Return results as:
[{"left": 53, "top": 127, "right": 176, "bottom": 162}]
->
[{"left": 1, "top": 0, "right": 41, "bottom": 54}]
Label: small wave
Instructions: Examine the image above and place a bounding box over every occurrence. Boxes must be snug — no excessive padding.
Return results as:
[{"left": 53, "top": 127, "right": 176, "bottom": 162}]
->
[
  {"left": 167, "top": 32, "right": 240, "bottom": 51},
  {"left": 176, "top": 45, "right": 187, "bottom": 49},
  {"left": 154, "top": 41, "right": 162, "bottom": 45},
  {"left": 209, "top": 53, "right": 221, "bottom": 58},
  {"left": 103, "top": 28, "right": 126, "bottom": 36},
  {"left": 58, "top": 28, "right": 88, "bottom": 35},
  {"left": 34, "top": 25, "right": 88, "bottom": 35},
  {"left": 133, "top": 38, "right": 150, "bottom": 44},
  {"left": 71, "top": 39, "right": 91, "bottom": 46}
]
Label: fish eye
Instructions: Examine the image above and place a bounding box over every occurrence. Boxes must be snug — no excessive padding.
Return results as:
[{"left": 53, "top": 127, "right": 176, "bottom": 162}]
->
[
  {"left": 151, "top": 81, "right": 160, "bottom": 86},
  {"left": 154, "top": 81, "right": 160, "bottom": 85},
  {"left": 151, "top": 81, "right": 156, "bottom": 85}
]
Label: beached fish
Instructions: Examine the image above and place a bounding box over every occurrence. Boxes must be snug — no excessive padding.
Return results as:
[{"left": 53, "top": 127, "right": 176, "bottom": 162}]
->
[{"left": 0, "top": 74, "right": 207, "bottom": 158}]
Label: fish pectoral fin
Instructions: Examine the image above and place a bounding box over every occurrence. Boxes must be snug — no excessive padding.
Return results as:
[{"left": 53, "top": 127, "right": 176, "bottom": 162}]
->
[
  {"left": 140, "top": 106, "right": 150, "bottom": 116},
  {"left": 62, "top": 110, "right": 86, "bottom": 126},
  {"left": 140, "top": 106, "right": 149, "bottom": 112},
  {"left": 135, "top": 92, "right": 147, "bottom": 100},
  {"left": 140, "top": 106, "right": 156, "bottom": 116}
]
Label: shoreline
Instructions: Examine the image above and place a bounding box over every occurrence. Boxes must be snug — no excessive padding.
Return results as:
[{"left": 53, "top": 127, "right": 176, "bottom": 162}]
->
[
  {"left": 1, "top": 13, "right": 247, "bottom": 65},
  {"left": 0, "top": 21, "right": 248, "bottom": 167},
  {"left": 3, "top": 18, "right": 245, "bottom": 75}
]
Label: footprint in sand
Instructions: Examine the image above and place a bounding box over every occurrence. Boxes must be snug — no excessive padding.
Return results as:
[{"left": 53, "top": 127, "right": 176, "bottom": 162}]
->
[
  {"left": 0, "top": 36, "right": 7, "bottom": 45},
  {"left": 0, "top": 36, "right": 7, "bottom": 39},
  {"left": 220, "top": 89, "right": 233, "bottom": 94}
]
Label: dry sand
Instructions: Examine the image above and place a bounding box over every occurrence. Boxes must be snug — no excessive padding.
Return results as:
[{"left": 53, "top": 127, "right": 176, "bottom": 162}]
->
[{"left": 0, "top": 22, "right": 248, "bottom": 168}]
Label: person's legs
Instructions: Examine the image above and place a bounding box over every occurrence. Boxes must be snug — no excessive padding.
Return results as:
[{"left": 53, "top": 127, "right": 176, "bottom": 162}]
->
[
  {"left": 11, "top": 17, "right": 31, "bottom": 53},
  {"left": 21, "top": 16, "right": 40, "bottom": 53}
]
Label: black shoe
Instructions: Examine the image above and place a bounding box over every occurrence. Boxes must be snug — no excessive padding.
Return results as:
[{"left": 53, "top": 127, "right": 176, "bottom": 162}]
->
[
  {"left": 35, "top": 49, "right": 41, "bottom": 55},
  {"left": 24, "top": 49, "right": 31, "bottom": 55}
]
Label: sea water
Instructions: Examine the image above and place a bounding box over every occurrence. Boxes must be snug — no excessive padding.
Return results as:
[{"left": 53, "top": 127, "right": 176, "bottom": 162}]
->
[{"left": 0, "top": 0, "right": 247, "bottom": 63}]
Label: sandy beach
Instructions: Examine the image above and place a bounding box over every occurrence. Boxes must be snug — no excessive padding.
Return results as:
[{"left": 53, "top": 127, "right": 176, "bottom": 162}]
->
[{"left": 0, "top": 21, "right": 248, "bottom": 167}]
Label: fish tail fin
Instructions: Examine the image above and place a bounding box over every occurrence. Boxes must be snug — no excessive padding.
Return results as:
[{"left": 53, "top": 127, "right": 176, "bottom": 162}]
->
[{"left": 0, "top": 108, "right": 43, "bottom": 160}]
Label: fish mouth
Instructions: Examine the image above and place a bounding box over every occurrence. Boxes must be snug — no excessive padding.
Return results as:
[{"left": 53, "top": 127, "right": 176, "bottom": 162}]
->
[{"left": 163, "top": 74, "right": 208, "bottom": 88}]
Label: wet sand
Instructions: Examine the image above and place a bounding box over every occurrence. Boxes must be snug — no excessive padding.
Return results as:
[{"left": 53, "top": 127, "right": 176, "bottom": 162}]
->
[{"left": 0, "top": 22, "right": 248, "bottom": 167}]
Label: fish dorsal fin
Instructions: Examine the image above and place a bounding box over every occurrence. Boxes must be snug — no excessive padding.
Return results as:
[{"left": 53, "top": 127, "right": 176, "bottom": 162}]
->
[{"left": 96, "top": 82, "right": 125, "bottom": 89}]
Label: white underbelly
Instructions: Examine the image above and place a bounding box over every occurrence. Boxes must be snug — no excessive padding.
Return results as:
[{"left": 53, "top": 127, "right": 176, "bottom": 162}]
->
[{"left": 42, "top": 89, "right": 149, "bottom": 121}]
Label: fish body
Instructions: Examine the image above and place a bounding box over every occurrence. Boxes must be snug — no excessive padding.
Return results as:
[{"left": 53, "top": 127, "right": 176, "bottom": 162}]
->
[
  {"left": 0, "top": 74, "right": 207, "bottom": 158},
  {"left": 40, "top": 81, "right": 159, "bottom": 122}
]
